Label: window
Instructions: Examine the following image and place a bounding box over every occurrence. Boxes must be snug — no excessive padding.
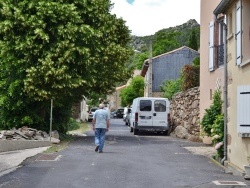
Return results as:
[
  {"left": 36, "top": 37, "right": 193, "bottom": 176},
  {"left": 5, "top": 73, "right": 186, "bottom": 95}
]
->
[
  {"left": 154, "top": 100, "right": 166, "bottom": 112},
  {"left": 236, "top": 0, "right": 242, "bottom": 65},
  {"left": 140, "top": 100, "right": 152, "bottom": 111},
  {"left": 209, "top": 17, "right": 225, "bottom": 70},
  {"left": 209, "top": 21, "right": 215, "bottom": 71},
  {"left": 237, "top": 85, "right": 250, "bottom": 137},
  {"left": 215, "top": 20, "right": 225, "bottom": 67}
]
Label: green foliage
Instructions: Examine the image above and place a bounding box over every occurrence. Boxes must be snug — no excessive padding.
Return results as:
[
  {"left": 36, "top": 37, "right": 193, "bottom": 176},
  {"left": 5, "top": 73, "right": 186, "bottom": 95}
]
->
[
  {"left": 201, "top": 90, "right": 224, "bottom": 158},
  {"left": 188, "top": 29, "right": 198, "bottom": 51},
  {"left": 0, "top": 0, "right": 132, "bottom": 132},
  {"left": 201, "top": 90, "right": 223, "bottom": 136},
  {"left": 135, "top": 52, "right": 149, "bottom": 69},
  {"left": 192, "top": 57, "right": 200, "bottom": 66},
  {"left": 87, "top": 92, "right": 107, "bottom": 108},
  {"left": 125, "top": 51, "right": 149, "bottom": 71},
  {"left": 153, "top": 31, "right": 180, "bottom": 56},
  {"left": 160, "top": 57, "right": 200, "bottom": 99},
  {"left": 67, "top": 118, "right": 80, "bottom": 131},
  {"left": 120, "top": 76, "right": 144, "bottom": 106},
  {"left": 211, "top": 114, "right": 224, "bottom": 158},
  {"left": 161, "top": 79, "right": 181, "bottom": 100},
  {"left": 129, "top": 20, "right": 200, "bottom": 70}
]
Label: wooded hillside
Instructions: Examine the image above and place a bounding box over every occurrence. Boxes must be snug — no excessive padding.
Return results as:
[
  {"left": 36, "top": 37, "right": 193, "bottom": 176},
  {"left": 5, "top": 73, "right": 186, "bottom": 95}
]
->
[{"left": 127, "top": 19, "right": 200, "bottom": 70}]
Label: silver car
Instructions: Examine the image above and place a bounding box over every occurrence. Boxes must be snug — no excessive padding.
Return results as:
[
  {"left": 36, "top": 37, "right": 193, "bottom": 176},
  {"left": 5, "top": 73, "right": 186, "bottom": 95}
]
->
[{"left": 88, "top": 107, "right": 98, "bottom": 122}]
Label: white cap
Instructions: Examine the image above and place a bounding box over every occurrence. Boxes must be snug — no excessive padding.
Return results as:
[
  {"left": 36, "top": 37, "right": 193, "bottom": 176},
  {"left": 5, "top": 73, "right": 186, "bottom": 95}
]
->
[{"left": 99, "top": 103, "right": 105, "bottom": 109}]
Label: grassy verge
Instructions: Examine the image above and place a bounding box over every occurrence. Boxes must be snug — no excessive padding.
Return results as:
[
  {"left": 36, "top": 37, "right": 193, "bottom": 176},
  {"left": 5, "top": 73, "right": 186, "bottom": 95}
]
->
[
  {"left": 44, "top": 122, "right": 90, "bottom": 154},
  {"left": 68, "top": 122, "right": 91, "bottom": 136}
]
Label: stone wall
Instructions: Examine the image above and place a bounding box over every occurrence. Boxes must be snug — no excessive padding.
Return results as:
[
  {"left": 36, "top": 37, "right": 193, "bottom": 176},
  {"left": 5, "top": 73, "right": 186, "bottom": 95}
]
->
[{"left": 170, "top": 87, "right": 200, "bottom": 141}]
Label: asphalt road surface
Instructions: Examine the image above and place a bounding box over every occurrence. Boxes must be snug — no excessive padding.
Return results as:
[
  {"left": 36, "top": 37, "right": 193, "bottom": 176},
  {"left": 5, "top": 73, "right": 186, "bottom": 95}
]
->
[{"left": 0, "top": 118, "right": 248, "bottom": 188}]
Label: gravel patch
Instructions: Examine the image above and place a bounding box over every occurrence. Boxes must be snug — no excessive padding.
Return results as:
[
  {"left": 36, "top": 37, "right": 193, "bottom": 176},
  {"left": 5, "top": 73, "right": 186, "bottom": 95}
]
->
[{"left": 184, "top": 146, "right": 217, "bottom": 157}]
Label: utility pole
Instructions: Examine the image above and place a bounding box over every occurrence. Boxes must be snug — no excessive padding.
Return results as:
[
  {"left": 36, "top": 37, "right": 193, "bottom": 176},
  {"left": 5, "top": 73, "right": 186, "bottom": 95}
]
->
[
  {"left": 49, "top": 99, "right": 53, "bottom": 142},
  {"left": 148, "top": 40, "right": 153, "bottom": 97}
]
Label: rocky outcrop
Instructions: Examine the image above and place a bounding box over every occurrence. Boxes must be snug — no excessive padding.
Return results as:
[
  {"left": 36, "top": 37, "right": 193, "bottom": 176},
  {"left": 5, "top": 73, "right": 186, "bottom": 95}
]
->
[
  {"left": 170, "top": 87, "right": 200, "bottom": 141},
  {"left": 0, "top": 126, "right": 60, "bottom": 143}
]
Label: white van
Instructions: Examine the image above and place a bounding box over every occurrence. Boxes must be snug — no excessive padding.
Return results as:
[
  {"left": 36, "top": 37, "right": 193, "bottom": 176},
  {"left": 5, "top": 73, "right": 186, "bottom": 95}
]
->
[{"left": 129, "top": 97, "right": 170, "bottom": 135}]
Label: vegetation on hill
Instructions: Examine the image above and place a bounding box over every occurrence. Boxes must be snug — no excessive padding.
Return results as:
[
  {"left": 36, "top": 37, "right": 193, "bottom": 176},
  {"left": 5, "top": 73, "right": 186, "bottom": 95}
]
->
[
  {"left": 118, "top": 19, "right": 201, "bottom": 104},
  {"left": 128, "top": 19, "right": 200, "bottom": 70}
]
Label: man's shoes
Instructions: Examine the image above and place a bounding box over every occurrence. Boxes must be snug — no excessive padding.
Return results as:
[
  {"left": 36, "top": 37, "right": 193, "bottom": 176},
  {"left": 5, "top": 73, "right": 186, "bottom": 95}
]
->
[
  {"left": 98, "top": 150, "right": 103, "bottom": 153},
  {"left": 95, "top": 146, "right": 99, "bottom": 152}
]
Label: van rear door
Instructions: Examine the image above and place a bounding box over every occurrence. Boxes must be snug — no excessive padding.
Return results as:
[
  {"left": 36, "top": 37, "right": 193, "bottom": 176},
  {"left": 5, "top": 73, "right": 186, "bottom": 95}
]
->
[
  {"left": 152, "top": 99, "right": 170, "bottom": 127},
  {"left": 138, "top": 99, "right": 153, "bottom": 127}
]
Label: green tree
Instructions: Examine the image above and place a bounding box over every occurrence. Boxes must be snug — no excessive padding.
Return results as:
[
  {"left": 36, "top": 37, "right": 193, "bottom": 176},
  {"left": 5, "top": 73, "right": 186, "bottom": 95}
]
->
[
  {"left": 0, "top": 0, "right": 132, "bottom": 132},
  {"left": 120, "top": 76, "right": 144, "bottom": 106},
  {"left": 200, "top": 90, "right": 223, "bottom": 136},
  {"left": 153, "top": 31, "right": 181, "bottom": 56},
  {"left": 200, "top": 90, "right": 224, "bottom": 158},
  {"left": 135, "top": 52, "right": 149, "bottom": 69},
  {"left": 160, "top": 79, "right": 181, "bottom": 100},
  {"left": 188, "top": 29, "right": 198, "bottom": 51}
]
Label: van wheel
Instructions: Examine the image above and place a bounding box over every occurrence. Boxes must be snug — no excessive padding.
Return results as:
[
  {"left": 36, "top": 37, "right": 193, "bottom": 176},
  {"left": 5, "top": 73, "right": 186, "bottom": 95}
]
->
[
  {"left": 130, "top": 127, "right": 133, "bottom": 132},
  {"left": 163, "top": 131, "right": 168, "bottom": 136},
  {"left": 165, "top": 129, "right": 171, "bottom": 136},
  {"left": 134, "top": 129, "right": 138, "bottom": 135}
]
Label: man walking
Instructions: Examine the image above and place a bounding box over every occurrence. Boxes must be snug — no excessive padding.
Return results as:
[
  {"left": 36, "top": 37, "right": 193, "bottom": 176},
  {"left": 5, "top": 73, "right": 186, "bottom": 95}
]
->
[{"left": 92, "top": 103, "right": 110, "bottom": 153}]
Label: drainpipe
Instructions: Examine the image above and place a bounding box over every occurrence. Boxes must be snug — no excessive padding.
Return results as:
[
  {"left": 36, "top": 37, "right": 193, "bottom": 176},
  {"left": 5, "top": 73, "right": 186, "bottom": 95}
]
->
[
  {"left": 221, "top": 17, "right": 228, "bottom": 165},
  {"left": 214, "top": 14, "right": 228, "bottom": 165}
]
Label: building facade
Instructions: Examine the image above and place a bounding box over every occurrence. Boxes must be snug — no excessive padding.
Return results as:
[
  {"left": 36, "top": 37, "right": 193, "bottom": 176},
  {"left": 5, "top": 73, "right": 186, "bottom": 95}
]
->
[
  {"left": 200, "top": 0, "right": 225, "bottom": 120},
  {"left": 211, "top": 0, "right": 250, "bottom": 175}
]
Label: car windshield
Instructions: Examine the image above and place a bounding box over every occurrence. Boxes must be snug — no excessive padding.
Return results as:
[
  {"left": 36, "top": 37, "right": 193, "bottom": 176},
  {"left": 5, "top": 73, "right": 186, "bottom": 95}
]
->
[{"left": 91, "top": 108, "right": 97, "bottom": 112}]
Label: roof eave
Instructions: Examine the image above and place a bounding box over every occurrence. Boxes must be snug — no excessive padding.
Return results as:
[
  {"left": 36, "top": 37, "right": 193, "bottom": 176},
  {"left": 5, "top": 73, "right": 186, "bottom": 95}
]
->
[
  {"left": 213, "top": 0, "right": 234, "bottom": 16},
  {"left": 140, "top": 60, "right": 149, "bottom": 77}
]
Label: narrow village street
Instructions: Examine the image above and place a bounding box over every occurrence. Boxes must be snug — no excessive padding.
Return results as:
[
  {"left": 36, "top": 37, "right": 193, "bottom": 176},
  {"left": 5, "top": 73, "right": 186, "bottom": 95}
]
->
[{"left": 0, "top": 119, "right": 248, "bottom": 188}]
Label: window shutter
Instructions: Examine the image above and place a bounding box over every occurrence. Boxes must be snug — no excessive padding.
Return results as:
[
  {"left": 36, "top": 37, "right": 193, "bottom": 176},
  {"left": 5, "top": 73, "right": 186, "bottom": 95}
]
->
[
  {"left": 236, "top": 0, "right": 242, "bottom": 65},
  {"left": 238, "top": 85, "right": 250, "bottom": 137},
  {"left": 209, "top": 21, "right": 215, "bottom": 71}
]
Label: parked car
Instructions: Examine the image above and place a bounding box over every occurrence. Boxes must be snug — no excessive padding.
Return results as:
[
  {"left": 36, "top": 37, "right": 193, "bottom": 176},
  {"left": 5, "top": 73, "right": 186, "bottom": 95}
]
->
[
  {"left": 124, "top": 108, "right": 131, "bottom": 126},
  {"left": 116, "top": 108, "right": 124, "bottom": 118},
  {"left": 110, "top": 110, "right": 117, "bottom": 119},
  {"left": 123, "top": 107, "right": 130, "bottom": 121},
  {"left": 125, "top": 108, "right": 131, "bottom": 126},
  {"left": 88, "top": 107, "right": 98, "bottom": 122}
]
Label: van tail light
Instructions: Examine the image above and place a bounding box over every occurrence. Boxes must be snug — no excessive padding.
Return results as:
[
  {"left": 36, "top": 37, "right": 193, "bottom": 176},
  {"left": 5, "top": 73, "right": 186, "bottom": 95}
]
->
[
  {"left": 167, "top": 113, "right": 170, "bottom": 124},
  {"left": 135, "top": 112, "right": 138, "bottom": 122}
]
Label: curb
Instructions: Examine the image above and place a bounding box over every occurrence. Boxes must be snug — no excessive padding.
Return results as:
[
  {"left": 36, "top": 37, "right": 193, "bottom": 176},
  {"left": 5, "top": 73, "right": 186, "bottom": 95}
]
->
[{"left": 0, "top": 140, "right": 51, "bottom": 153}]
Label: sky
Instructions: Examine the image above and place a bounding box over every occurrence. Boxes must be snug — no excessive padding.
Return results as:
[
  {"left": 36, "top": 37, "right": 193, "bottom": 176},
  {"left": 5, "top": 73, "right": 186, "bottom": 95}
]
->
[{"left": 110, "top": 0, "right": 200, "bottom": 36}]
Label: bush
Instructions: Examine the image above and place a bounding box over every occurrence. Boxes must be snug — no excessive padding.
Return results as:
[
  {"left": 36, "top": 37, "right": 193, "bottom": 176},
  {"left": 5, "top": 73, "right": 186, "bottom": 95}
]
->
[
  {"left": 161, "top": 78, "right": 181, "bottom": 100},
  {"left": 211, "top": 114, "right": 224, "bottom": 158},
  {"left": 200, "top": 90, "right": 224, "bottom": 159},
  {"left": 67, "top": 118, "right": 80, "bottom": 131},
  {"left": 180, "top": 64, "right": 200, "bottom": 91},
  {"left": 200, "top": 90, "right": 223, "bottom": 136},
  {"left": 160, "top": 57, "right": 200, "bottom": 99}
]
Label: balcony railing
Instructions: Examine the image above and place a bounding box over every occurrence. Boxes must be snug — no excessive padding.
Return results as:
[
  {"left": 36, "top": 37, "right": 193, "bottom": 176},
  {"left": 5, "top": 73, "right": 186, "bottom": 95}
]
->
[{"left": 215, "top": 44, "right": 224, "bottom": 67}]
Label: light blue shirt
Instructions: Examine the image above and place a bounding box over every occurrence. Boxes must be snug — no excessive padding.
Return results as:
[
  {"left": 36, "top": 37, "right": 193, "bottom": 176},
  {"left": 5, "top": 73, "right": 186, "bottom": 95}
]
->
[{"left": 93, "top": 109, "right": 110, "bottom": 128}]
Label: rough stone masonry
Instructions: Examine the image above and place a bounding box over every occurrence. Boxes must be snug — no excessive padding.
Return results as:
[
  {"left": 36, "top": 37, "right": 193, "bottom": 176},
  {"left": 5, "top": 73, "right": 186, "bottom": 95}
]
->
[{"left": 170, "top": 87, "right": 200, "bottom": 141}]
